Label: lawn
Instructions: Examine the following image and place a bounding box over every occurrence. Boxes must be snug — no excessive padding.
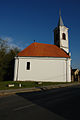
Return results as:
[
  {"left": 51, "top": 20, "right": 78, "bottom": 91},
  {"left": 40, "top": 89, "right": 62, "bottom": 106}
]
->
[{"left": 0, "top": 81, "right": 70, "bottom": 90}]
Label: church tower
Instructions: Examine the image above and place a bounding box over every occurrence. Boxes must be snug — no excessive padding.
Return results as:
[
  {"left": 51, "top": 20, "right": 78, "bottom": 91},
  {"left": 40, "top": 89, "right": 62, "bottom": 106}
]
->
[{"left": 54, "top": 12, "right": 69, "bottom": 53}]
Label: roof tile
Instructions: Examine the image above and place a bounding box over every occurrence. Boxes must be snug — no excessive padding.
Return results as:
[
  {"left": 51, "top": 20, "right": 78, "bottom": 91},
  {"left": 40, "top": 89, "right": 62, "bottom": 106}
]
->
[{"left": 18, "top": 42, "right": 70, "bottom": 58}]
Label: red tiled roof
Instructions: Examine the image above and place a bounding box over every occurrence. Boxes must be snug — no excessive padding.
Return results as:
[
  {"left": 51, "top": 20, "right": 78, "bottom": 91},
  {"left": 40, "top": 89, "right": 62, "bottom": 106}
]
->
[{"left": 18, "top": 42, "right": 70, "bottom": 58}]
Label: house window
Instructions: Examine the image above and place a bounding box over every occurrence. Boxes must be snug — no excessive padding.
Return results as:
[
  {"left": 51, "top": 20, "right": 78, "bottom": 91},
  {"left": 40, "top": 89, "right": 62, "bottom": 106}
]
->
[
  {"left": 27, "top": 62, "right": 30, "bottom": 70},
  {"left": 62, "top": 33, "right": 66, "bottom": 40}
]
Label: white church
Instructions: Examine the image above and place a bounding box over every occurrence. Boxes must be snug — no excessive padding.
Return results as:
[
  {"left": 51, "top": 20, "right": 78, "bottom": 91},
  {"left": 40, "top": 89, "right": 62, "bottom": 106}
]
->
[{"left": 14, "top": 14, "right": 71, "bottom": 82}]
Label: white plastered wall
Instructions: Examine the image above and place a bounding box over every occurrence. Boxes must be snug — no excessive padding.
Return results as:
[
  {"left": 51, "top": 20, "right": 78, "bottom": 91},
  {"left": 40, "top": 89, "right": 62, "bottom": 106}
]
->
[{"left": 14, "top": 57, "right": 71, "bottom": 82}]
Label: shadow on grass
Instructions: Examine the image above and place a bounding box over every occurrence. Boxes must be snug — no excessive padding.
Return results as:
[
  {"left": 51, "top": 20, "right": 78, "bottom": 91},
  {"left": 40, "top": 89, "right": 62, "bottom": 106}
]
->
[{"left": 16, "top": 86, "right": 80, "bottom": 120}]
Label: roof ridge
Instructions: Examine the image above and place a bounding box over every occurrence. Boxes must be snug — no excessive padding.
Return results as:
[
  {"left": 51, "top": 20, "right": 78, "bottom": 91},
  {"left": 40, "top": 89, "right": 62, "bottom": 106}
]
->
[{"left": 33, "top": 42, "right": 57, "bottom": 46}]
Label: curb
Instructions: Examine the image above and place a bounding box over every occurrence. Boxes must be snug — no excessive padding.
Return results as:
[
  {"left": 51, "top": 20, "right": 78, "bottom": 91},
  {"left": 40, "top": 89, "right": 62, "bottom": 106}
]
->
[
  {"left": 0, "top": 82, "right": 80, "bottom": 96},
  {"left": 0, "top": 87, "right": 41, "bottom": 96}
]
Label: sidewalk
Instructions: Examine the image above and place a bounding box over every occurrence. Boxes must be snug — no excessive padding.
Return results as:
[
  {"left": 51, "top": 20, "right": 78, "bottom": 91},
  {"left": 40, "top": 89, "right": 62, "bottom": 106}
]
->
[{"left": 0, "top": 82, "right": 80, "bottom": 96}]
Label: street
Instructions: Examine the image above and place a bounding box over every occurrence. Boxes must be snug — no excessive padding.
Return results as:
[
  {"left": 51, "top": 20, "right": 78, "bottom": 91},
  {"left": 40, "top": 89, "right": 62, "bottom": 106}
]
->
[{"left": 0, "top": 85, "right": 80, "bottom": 120}]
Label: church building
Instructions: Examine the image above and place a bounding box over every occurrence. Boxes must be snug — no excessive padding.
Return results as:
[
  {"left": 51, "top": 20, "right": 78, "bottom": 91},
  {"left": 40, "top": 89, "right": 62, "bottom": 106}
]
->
[{"left": 14, "top": 14, "right": 71, "bottom": 82}]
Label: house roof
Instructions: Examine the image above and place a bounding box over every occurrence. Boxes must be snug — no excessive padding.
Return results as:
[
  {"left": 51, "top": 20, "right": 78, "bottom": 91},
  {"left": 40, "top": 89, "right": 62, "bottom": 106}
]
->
[{"left": 18, "top": 42, "right": 70, "bottom": 58}]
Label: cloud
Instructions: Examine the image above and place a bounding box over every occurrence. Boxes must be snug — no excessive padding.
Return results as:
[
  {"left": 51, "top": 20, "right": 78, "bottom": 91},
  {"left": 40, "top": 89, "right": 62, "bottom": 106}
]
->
[
  {"left": 1, "top": 36, "right": 30, "bottom": 50},
  {"left": 2, "top": 36, "right": 13, "bottom": 42},
  {"left": 1, "top": 36, "right": 21, "bottom": 49}
]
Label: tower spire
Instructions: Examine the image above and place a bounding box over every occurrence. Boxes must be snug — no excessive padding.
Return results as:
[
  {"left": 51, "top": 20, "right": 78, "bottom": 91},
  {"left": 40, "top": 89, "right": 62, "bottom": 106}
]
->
[
  {"left": 59, "top": 8, "right": 61, "bottom": 17},
  {"left": 58, "top": 9, "right": 64, "bottom": 26},
  {"left": 54, "top": 10, "right": 69, "bottom": 53}
]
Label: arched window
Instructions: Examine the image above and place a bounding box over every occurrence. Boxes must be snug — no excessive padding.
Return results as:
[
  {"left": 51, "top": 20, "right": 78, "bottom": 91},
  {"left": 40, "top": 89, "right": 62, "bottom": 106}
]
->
[{"left": 62, "top": 33, "right": 66, "bottom": 40}]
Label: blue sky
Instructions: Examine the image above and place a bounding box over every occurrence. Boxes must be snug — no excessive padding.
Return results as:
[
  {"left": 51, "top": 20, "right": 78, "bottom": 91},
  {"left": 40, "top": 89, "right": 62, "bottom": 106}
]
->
[{"left": 0, "top": 0, "right": 80, "bottom": 69}]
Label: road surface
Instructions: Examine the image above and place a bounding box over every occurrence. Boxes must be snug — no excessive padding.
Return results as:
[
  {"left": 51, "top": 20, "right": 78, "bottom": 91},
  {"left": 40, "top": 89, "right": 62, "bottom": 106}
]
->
[{"left": 0, "top": 85, "right": 80, "bottom": 120}]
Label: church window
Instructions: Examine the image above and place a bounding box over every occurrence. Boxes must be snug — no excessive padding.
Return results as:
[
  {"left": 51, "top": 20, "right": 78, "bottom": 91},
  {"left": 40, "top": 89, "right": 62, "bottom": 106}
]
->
[
  {"left": 62, "top": 33, "right": 66, "bottom": 40},
  {"left": 27, "top": 62, "right": 30, "bottom": 70}
]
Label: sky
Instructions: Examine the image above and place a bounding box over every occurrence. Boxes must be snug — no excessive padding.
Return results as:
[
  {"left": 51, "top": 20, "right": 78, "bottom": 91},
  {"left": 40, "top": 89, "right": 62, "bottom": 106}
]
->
[{"left": 0, "top": 0, "right": 80, "bottom": 69}]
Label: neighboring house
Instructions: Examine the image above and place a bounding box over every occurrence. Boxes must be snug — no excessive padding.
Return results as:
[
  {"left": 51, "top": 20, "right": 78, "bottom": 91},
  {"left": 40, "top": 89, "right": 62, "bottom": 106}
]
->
[
  {"left": 71, "top": 69, "right": 80, "bottom": 82},
  {"left": 14, "top": 13, "right": 71, "bottom": 82}
]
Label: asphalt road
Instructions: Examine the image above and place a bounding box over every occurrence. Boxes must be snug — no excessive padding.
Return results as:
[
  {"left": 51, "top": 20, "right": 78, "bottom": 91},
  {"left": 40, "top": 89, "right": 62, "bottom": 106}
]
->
[{"left": 0, "top": 85, "right": 80, "bottom": 120}]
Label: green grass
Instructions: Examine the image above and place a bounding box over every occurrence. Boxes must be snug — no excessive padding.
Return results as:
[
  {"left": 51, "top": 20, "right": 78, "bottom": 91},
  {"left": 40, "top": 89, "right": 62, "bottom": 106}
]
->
[{"left": 0, "top": 81, "right": 70, "bottom": 90}]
